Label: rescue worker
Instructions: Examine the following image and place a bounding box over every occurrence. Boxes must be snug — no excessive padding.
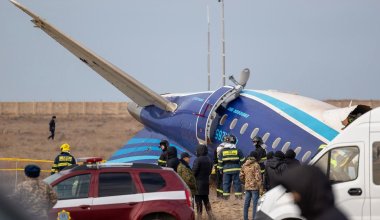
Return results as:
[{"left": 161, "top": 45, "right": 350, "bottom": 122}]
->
[
  {"left": 51, "top": 143, "right": 76, "bottom": 175},
  {"left": 218, "top": 134, "right": 245, "bottom": 200},
  {"left": 252, "top": 136, "right": 267, "bottom": 175},
  {"left": 47, "top": 115, "right": 56, "bottom": 140},
  {"left": 193, "top": 144, "right": 214, "bottom": 220},
  {"left": 277, "top": 165, "right": 348, "bottom": 220},
  {"left": 213, "top": 136, "right": 227, "bottom": 198},
  {"left": 158, "top": 139, "right": 169, "bottom": 167},
  {"left": 177, "top": 152, "right": 197, "bottom": 206},
  {"left": 13, "top": 164, "right": 57, "bottom": 220}
]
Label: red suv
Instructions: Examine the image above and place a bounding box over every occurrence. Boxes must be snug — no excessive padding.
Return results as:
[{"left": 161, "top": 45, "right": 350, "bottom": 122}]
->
[{"left": 44, "top": 158, "right": 194, "bottom": 220}]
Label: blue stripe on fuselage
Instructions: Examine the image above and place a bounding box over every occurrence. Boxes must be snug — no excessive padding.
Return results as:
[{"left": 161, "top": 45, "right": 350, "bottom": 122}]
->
[{"left": 242, "top": 90, "right": 338, "bottom": 141}]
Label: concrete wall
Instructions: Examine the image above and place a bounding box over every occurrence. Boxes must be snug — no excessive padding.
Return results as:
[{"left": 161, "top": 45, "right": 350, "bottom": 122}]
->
[
  {"left": 1, "top": 100, "right": 379, "bottom": 115},
  {"left": 0, "top": 102, "right": 129, "bottom": 116}
]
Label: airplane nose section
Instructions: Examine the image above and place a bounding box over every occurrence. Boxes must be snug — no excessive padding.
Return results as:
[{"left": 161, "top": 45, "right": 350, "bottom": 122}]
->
[{"left": 127, "top": 102, "right": 143, "bottom": 123}]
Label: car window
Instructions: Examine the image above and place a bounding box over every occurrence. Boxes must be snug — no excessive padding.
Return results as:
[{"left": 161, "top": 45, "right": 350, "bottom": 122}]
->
[
  {"left": 139, "top": 172, "right": 166, "bottom": 192},
  {"left": 53, "top": 174, "right": 91, "bottom": 200},
  {"left": 98, "top": 172, "right": 136, "bottom": 197},
  {"left": 315, "top": 146, "right": 359, "bottom": 183},
  {"left": 373, "top": 142, "right": 380, "bottom": 185}
]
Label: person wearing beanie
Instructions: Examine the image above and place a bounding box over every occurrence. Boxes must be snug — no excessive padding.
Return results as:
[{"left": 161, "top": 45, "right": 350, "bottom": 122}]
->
[
  {"left": 277, "top": 165, "right": 348, "bottom": 220},
  {"left": 264, "top": 150, "right": 288, "bottom": 190},
  {"left": 177, "top": 152, "right": 197, "bottom": 207},
  {"left": 13, "top": 164, "right": 57, "bottom": 220},
  {"left": 285, "top": 149, "right": 300, "bottom": 167},
  {"left": 239, "top": 151, "right": 263, "bottom": 220},
  {"left": 51, "top": 143, "right": 76, "bottom": 175}
]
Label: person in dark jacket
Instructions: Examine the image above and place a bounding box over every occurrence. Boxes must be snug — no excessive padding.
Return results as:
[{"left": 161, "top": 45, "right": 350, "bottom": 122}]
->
[
  {"left": 277, "top": 165, "right": 348, "bottom": 220},
  {"left": 263, "top": 151, "right": 274, "bottom": 191},
  {"left": 47, "top": 116, "right": 56, "bottom": 140},
  {"left": 285, "top": 149, "right": 300, "bottom": 167},
  {"left": 157, "top": 139, "right": 169, "bottom": 167},
  {"left": 264, "top": 151, "right": 287, "bottom": 190},
  {"left": 166, "top": 146, "right": 180, "bottom": 172},
  {"left": 193, "top": 144, "right": 214, "bottom": 220},
  {"left": 252, "top": 136, "right": 267, "bottom": 174}
]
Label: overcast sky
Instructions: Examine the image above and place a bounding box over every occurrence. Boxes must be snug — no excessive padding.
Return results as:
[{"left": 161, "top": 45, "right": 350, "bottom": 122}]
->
[{"left": 1, "top": 0, "right": 379, "bottom": 102}]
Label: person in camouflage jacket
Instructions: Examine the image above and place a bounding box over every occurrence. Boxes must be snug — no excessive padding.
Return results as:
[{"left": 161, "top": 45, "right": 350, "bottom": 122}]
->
[
  {"left": 177, "top": 152, "right": 197, "bottom": 197},
  {"left": 239, "top": 151, "right": 263, "bottom": 220},
  {"left": 13, "top": 164, "right": 57, "bottom": 220}
]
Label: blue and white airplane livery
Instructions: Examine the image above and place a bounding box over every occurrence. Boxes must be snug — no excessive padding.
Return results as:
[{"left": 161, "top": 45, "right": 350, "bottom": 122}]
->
[{"left": 11, "top": 0, "right": 356, "bottom": 163}]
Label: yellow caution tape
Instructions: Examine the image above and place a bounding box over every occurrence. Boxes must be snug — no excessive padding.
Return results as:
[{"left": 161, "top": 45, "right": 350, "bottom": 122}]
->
[
  {"left": 0, "top": 158, "right": 53, "bottom": 163},
  {"left": 0, "top": 168, "right": 51, "bottom": 173}
]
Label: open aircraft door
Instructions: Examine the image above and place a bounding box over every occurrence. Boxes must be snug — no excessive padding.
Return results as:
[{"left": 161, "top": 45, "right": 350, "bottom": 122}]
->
[
  {"left": 196, "top": 86, "right": 236, "bottom": 144},
  {"left": 195, "top": 69, "right": 250, "bottom": 144}
]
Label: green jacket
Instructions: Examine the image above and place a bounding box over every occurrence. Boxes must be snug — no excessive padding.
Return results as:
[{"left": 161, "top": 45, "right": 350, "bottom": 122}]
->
[{"left": 177, "top": 160, "right": 197, "bottom": 196}]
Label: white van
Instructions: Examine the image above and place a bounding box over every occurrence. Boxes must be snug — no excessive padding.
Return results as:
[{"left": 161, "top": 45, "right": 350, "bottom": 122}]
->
[{"left": 256, "top": 107, "right": 380, "bottom": 220}]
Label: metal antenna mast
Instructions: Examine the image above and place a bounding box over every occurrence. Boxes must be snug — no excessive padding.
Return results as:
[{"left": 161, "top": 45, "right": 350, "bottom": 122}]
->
[
  {"left": 220, "top": 0, "right": 226, "bottom": 86},
  {"left": 207, "top": 5, "right": 211, "bottom": 91}
]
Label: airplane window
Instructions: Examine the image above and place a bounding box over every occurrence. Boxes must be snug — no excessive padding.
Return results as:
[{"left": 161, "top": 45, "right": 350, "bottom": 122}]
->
[
  {"left": 294, "top": 147, "right": 302, "bottom": 156},
  {"left": 219, "top": 114, "right": 228, "bottom": 125},
  {"left": 230, "top": 118, "right": 238, "bottom": 130},
  {"left": 281, "top": 142, "right": 291, "bottom": 153},
  {"left": 240, "top": 123, "right": 249, "bottom": 135},
  {"left": 272, "top": 138, "right": 281, "bottom": 149},
  {"left": 262, "top": 133, "right": 270, "bottom": 143},
  {"left": 372, "top": 142, "right": 380, "bottom": 185},
  {"left": 250, "top": 128, "right": 260, "bottom": 139},
  {"left": 302, "top": 151, "right": 312, "bottom": 162}
]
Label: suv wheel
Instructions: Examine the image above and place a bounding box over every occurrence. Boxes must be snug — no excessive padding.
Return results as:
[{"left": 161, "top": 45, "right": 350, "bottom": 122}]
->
[{"left": 142, "top": 213, "right": 176, "bottom": 220}]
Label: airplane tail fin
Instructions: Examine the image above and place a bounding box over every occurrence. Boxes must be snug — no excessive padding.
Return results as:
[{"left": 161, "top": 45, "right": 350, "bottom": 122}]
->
[{"left": 10, "top": 0, "right": 177, "bottom": 112}]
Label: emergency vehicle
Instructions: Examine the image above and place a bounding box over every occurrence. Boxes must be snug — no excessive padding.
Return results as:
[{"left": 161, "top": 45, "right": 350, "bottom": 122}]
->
[
  {"left": 44, "top": 157, "right": 194, "bottom": 220},
  {"left": 256, "top": 107, "right": 380, "bottom": 219}
]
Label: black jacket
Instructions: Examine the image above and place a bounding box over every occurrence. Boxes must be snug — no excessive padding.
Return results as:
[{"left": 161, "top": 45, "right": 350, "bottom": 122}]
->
[
  {"left": 285, "top": 149, "right": 301, "bottom": 167},
  {"left": 265, "top": 157, "right": 287, "bottom": 190},
  {"left": 278, "top": 165, "right": 348, "bottom": 220},
  {"left": 166, "top": 147, "right": 179, "bottom": 172},
  {"left": 193, "top": 145, "right": 213, "bottom": 195},
  {"left": 158, "top": 148, "right": 168, "bottom": 167},
  {"left": 284, "top": 158, "right": 301, "bottom": 167},
  {"left": 49, "top": 119, "right": 55, "bottom": 131}
]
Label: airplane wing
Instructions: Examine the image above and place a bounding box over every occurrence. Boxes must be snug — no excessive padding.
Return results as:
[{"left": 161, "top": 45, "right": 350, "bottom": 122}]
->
[{"left": 10, "top": 0, "right": 177, "bottom": 112}]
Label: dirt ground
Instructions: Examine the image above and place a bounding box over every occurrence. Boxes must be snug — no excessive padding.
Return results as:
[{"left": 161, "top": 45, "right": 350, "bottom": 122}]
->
[{"left": 0, "top": 115, "right": 250, "bottom": 220}]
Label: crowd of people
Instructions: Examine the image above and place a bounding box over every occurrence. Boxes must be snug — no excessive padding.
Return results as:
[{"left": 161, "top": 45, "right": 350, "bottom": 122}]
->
[
  {"left": 11, "top": 125, "right": 347, "bottom": 220},
  {"left": 157, "top": 135, "right": 303, "bottom": 220}
]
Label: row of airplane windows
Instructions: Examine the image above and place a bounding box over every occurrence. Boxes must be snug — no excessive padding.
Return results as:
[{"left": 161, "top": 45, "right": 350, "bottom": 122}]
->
[{"left": 219, "top": 114, "right": 312, "bottom": 162}]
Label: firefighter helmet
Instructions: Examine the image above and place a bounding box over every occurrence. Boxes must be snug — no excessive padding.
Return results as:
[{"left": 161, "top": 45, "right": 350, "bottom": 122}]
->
[
  {"left": 60, "top": 143, "right": 70, "bottom": 152},
  {"left": 159, "top": 139, "right": 169, "bottom": 150},
  {"left": 252, "top": 136, "right": 264, "bottom": 145},
  {"left": 224, "top": 134, "right": 237, "bottom": 144}
]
